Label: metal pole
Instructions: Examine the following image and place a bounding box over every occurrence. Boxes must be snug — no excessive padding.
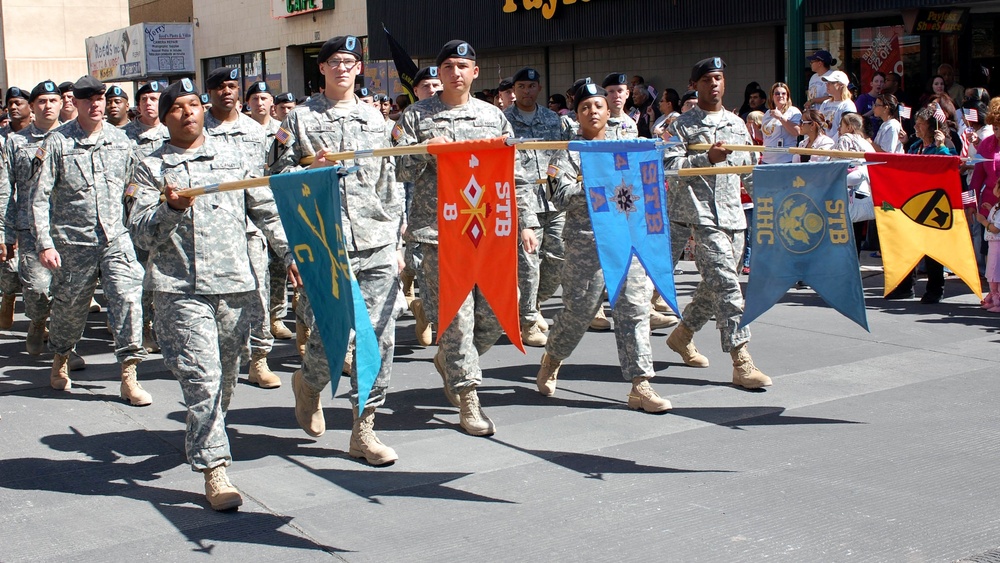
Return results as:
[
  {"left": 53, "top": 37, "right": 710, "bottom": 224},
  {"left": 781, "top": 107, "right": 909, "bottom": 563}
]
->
[{"left": 786, "top": 0, "right": 805, "bottom": 104}]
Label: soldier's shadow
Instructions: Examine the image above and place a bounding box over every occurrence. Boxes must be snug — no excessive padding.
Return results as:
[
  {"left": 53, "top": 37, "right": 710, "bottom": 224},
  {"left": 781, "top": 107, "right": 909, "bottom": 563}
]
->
[{"left": 0, "top": 427, "right": 348, "bottom": 556}]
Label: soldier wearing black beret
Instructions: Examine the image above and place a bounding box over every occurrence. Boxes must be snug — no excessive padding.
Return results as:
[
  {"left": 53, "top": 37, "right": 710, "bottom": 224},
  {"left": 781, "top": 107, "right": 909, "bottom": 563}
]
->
[
  {"left": 2, "top": 87, "right": 30, "bottom": 136},
  {"left": 105, "top": 85, "right": 130, "bottom": 128},
  {"left": 272, "top": 92, "right": 296, "bottom": 121}
]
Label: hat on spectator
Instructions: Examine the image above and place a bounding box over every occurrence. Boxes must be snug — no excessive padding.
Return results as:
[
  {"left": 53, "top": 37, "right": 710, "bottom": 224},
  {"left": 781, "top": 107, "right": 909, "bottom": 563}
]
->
[
  {"left": 807, "top": 50, "right": 837, "bottom": 66},
  {"left": 158, "top": 77, "right": 199, "bottom": 122},
  {"left": 821, "top": 70, "right": 850, "bottom": 85},
  {"left": 29, "top": 80, "right": 59, "bottom": 103},
  {"left": 435, "top": 40, "right": 476, "bottom": 67},
  {"left": 72, "top": 76, "right": 106, "bottom": 99}
]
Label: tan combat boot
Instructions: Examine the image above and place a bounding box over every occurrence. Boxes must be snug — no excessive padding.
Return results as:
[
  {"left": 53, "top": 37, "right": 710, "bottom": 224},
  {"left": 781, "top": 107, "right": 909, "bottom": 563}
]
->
[
  {"left": 26, "top": 318, "right": 47, "bottom": 355},
  {"left": 589, "top": 307, "right": 611, "bottom": 331},
  {"left": 666, "top": 323, "right": 710, "bottom": 367},
  {"left": 400, "top": 267, "right": 416, "bottom": 307},
  {"left": 248, "top": 350, "right": 281, "bottom": 389},
  {"left": 142, "top": 320, "right": 160, "bottom": 353},
  {"left": 536, "top": 352, "right": 562, "bottom": 397},
  {"left": 295, "top": 319, "right": 310, "bottom": 357},
  {"left": 627, "top": 378, "right": 672, "bottom": 413},
  {"left": 649, "top": 311, "right": 680, "bottom": 330},
  {"left": 89, "top": 297, "right": 101, "bottom": 313},
  {"left": 651, "top": 290, "right": 672, "bottom": 313},
  {"left": 270, "top": 315, "right": 293, "bottom": 340},
  {"left": 67, "top": 350, "right": 86, "bottom": 371},
  {"left": 433, "top": 350, "right": 460, "bottom": 407},
  {"left": 520, "top": 321, "right": 547, "bottom": 347},
  {"left": 731, "top": 344, "right": 772, "bottom": 389},
  {"left": 292, "top": 369, "right": 325, "bottom": 436},
  {"left": 349, "top": 407, "right": 398, "bottom": 466},
  {"left": 203, "top": 465, "right": 242, "bottom": 511},
  {"left": 536, "top": 316, "right": 549, "bottom": 332},
  {"left": 458, "top": 387, "right": 495, "bottom": 436},
  {"left": 50, "top": 352, "right": 72, "bottom": 390},
  {"left": 410, "top": 298, "right": 433, "bottom": 346},
  {"left": 120, "top": 359, "right": 152, "bottom": 406},
  {"left": 0, "top": 293, "right": 14, "bottom": 329}
]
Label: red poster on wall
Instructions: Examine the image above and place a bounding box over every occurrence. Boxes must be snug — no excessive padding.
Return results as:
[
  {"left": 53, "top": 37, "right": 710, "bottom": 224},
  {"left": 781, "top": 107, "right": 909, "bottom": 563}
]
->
[{"left": 858, "top": 26, "right": 904, "bottom": 89}]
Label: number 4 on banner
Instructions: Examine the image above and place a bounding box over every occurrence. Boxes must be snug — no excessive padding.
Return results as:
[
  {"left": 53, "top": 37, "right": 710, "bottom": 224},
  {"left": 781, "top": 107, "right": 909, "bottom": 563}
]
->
[{"left": 469, "top": 154, "right": 479, "bottom": 168}]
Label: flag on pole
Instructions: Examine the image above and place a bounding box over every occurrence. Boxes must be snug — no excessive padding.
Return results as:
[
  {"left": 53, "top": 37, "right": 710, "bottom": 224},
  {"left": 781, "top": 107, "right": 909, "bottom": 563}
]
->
[
  {"left": 866, "top": 153, "right": 983, "bottom": 298},
  {"left": 269, "top": 167, "right": 381, "bottom": 414},
  {"left": 741, "top": 162, "right": 868, "bottom": 330},
  {"left": 899, "top": 105, "right": 912, "bottom": 119},
  {"left": 383, "top": 25, "right": 419, "bottom": 103},
  {"left": 571, "top": 139, "right": 679, "bottom": 313},
  {"left": 428, "top": 138, "right": 524, "bottom": 352}
]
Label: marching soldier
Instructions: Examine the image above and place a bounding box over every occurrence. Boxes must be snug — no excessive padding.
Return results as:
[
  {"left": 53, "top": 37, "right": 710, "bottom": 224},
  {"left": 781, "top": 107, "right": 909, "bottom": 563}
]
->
[
  {"left": 661, "top": 57, "right": 772, "bottom": 390},
  {"left": 504, "top": 67, "right": 569, "bottom": 347},
  {"left": 203, "top": 67, "right": 280, "bottom": 390},
  {"left": 0, "top": 86, "right": 31, "bottom": 326},
  {"left": 394, "top": 39, "right": 536, "bottom": 436},
  {"left": 271, "top": 35, "right": 403, "bottom": 464},
  {"left": 0, "top": 86, "right": 31, "bottom": 139},
  {"left": 271, "top": 92, "right": 296, "bottom": 122},
  {"left": 128, "top": 79, "right": 296, "bottom": 510},
  {"left": 535, "top": 82, "right": 672, "bottom": 413},
  {"left": 31, "top": 76, "right": 149, "bottom": 401},
  {"left": 57, "top": 81, "right": 77, "bottom": 123},
  {"left": 0, "top": 80, "right": 63, "bottom": 355},
  {"left": 602, "top": 73, "right": 640, "bottom": 140},
  {"left": 105, "top": 86, "right": 130, "bottom": 128}
]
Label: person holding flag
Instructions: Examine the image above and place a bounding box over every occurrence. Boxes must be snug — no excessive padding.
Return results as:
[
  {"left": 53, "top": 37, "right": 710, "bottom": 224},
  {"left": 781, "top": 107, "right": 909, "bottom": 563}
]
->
[
  {"left": 661, "top": 57, "right": 772, "bottom": 390},
  {"left": 534, "top": 82, "right": 672, "bottom": 412},
  {"left": 128, "top": 79, "right": 297, "bottom": 510},
  {"left": 271, "top": 35, "right": 403, "bottom": 465},
  {"left": 393, "top": 39, "right": 537, "bottom": 436}
]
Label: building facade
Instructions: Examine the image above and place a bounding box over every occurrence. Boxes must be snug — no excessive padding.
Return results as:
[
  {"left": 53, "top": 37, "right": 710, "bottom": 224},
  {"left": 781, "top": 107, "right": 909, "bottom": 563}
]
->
[{"left": 0, "top": 0, "right": 131, "bottom": 91}]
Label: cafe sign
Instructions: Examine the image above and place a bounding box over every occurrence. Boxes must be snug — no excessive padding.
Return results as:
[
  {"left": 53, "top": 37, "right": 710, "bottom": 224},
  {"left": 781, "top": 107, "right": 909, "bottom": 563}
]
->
[
  {"left": 502, "top": 0, "right": 595, "bottom": 20},
  {"left": 272, "top": 0, "right": 334, "bottom": 18}
]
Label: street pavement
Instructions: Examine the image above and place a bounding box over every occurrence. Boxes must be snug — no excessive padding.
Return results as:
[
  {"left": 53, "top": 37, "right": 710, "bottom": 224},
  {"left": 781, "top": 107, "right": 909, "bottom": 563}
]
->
[{"left": 1, "top": 257, "right": 998, "bottom": 562}]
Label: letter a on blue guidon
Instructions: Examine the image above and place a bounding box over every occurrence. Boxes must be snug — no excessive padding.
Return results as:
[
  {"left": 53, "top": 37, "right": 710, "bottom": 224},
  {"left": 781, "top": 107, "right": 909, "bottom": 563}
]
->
[
  {"left": 741, "top": 161, "right": 868, "bottom": 331},
  {"left": 270, "top": 167, "right": 381, "bottom": 413},
  {"left": 570, "top": 139, "right": 679, "bottom": 313}
]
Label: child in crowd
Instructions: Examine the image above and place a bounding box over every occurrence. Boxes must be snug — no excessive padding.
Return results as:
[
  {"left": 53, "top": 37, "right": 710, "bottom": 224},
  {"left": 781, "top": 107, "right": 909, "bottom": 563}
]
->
[{"left": 975, "top": 180, "right": 1000, "bottom": 312}]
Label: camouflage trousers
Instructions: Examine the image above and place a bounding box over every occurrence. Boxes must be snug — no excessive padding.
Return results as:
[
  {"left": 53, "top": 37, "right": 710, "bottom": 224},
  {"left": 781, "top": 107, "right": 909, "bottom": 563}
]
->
[
  {"left": 0, "top": 244, "right": 19, "bottom": 295},
  {"left": 17, "top": 230, "right": 51, "bottom": 322},
  {"left": 48, "top": 235, "right": 146, "bottom": 363},
  {"left": 155, "top": 290, "right": 254, "bottom": 471},
  {"left": 247, "top": 233, "right": 273, "bottom": 355},
  {"left": 134, "top": 245, "right": 153, "bottom": 329},
  {"left": 268, "top": 245, "right": 288, "bottom": 320},
  {"left": 669, "top": 222, "right": 750, "bottom": 352},
  {"left": 403, "top": 241, "right": 424, "bottom": 296},
  {"left": 546, "top": 211, "right": 654, "bottom": 381},
  {"left": 518, "top": 210, "right": 565, "bottom": 324},
  {"left": 301, "top": 243, "right": 397, "bottom": 409},
  {"left": 421, "top": 243, "right": 503, "bottom": 392}
]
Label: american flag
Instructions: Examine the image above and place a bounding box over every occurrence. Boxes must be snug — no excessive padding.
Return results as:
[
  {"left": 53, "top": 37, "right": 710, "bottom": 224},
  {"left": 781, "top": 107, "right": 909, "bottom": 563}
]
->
[
  {"left": 965, "top": 108, "right": 979, "bottom": 122},
  {"left": 962, "top": 190, "right": 977, "bottom": 206},
  {"left": 898, "top": 105, "right": 912, "bottom": 119},
  {"left": 933, "top": 105, "right": 948, "bottom": 123},
  {"left": 275, "top": 127, "right": 291, "bottom": 145}
]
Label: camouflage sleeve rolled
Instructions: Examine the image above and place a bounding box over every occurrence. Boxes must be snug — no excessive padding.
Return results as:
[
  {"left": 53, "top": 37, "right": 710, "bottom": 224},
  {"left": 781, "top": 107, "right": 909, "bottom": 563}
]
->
[
  {"left": 662, "top": 119, "right": 713, "bottom": 171},
  {"left": 30, "top": 134, "right": 60, "bottom": 251},
  {"left": 269, "top": 113, "right": 303, "bottom": 176},
  {"left": 127, "top": 160, "right": 186, "bottom": 252},
  {"left": 548, "top": 150, "right": 584, "bottom": 212},
  {"left": 246, "top": 186, "right": 292, "bottom": 266},
  {"left": 0, "top": 139, "right": 11, "bottom": 242}
]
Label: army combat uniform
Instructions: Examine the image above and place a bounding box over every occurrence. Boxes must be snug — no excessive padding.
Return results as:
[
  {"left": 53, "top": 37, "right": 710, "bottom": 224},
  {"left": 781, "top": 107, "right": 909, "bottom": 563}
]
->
[
  {"left": 128, "top": 135, "right": 291, "bottom": 471},
  {"left": 31, "top": 119, "right": 147, "bottom": 385},
  {"left": 271, "top": 93, "right": 402, "bottom": 413},
  {"left": 258, "top": 115, "right": 293, "bottom": 337},
  {"left": 123, "top": 120, "right": 170, "bottom": 159},
  {"left": 504, "top": 101, "right": 569, "bottom": 342}
]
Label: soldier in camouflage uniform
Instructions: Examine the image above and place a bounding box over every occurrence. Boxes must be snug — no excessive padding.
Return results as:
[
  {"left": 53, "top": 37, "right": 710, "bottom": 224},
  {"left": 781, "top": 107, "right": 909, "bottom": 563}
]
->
[
  {"left": 0, "top": 86, "right": 32, "bottom": 329},
  {"left": 105, "top": 86, "right": 130, "bottom": 128},
  {"left": 246, "top": 80, "right": 294, "bottom": 342},
  {"left": 534, "top": 83, "right": 672, "bottom": 413},
  {"left": 203, "top": 67, "right": 279, "bottom": 389},
  {"left": 0, "top": 81, "right": 63, "bottom": 355},
  {"left": 31, "top": 76, "right": 149, "bottom": 402},
  {"left": 394, "top": 40, "right": 537, "bottom": 436},
  {"left": 661, "top": 57, "right": 771, "bottom": 390},
  {"left": 129, "top": 79, "right": 295, "bottom": 510},
  {"left": 57, "top": 82, "right": 78, "bottom": 124},
  {"left": 124, "top": 81, "right": 170, "bottom": 354},
  {"left": 504, "top": 67, "right": 570, "bottom": 348},
  {"left": 602, "top": 73, "right": 641, "bottom": 140},
  {"left": 271, "top": 35, "right": 402, "bottom": 465}
]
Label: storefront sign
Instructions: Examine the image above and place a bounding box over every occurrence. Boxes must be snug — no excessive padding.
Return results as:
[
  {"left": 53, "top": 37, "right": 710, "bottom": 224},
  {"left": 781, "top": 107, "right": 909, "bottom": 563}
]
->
[
  {"left": 909, "top": 8, "right": 968, "bottom": 34},
  {"left": 502, "top": 0, "right": 595, "bottom": 20},
  {"left": 272, "top": 0, "right": 334, "bottom": 18},
  {"left": 858, "top": 26, "right": 903, "bottom": 89},
  {"left": 86, "top": 23, "right": 194, "bottom": 80}
]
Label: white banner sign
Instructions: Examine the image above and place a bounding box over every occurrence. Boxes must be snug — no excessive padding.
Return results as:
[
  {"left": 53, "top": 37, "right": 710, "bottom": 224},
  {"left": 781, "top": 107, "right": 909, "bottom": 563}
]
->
[
  {"left": 86, "top": 23, "right": 194, "bottom": 81},
  {"left": 144, "top": 24, "right": 195, "bottom": 75}
]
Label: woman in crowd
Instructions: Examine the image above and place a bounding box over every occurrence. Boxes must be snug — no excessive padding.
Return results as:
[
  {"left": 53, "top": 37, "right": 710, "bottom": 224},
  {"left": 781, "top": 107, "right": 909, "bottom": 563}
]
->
[
  {"left": 818, "top": 70, "right": 856, "bottom": 143},
  {"left": 872, "top": 93, "right": 904, "bottom": 153},
  {"left": 761, "top": 82, "right": 802, "bottom": 163},
  {"left": 793, "top": 109, "right": 834, "bottom": 162},
  {"left": 919, "top": 75, "right": 948, "bottom": 109},
  {"left": 547, "top": 93, "right": 569, "bottom": 116},
  {"left": 835, "top": 112, "right": 876, "bottom": 253},
  {"left": 650, "top": 88, "right": 681, "bottom": 138}
]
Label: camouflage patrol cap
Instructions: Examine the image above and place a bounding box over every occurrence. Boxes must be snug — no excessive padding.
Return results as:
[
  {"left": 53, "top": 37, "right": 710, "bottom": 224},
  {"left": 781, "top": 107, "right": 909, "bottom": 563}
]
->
[
  {"left": 158, "top": 78, "right": 200, "bottom": 122},
  {"left": 29, "top": 80, "right": 59, "bottom": 103},
  {"left": 206, "top": 67, "right": 239, "bottom": 90}
]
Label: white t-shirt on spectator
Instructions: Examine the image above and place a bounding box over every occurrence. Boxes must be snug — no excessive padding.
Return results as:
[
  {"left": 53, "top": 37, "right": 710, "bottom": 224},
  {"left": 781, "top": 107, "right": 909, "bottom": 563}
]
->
[
  {"left": 874, "top": 118, "right": 904, "bottom": 153},
  {"left": 761, "top": 107, "right": 802, "bottom": 163}
]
